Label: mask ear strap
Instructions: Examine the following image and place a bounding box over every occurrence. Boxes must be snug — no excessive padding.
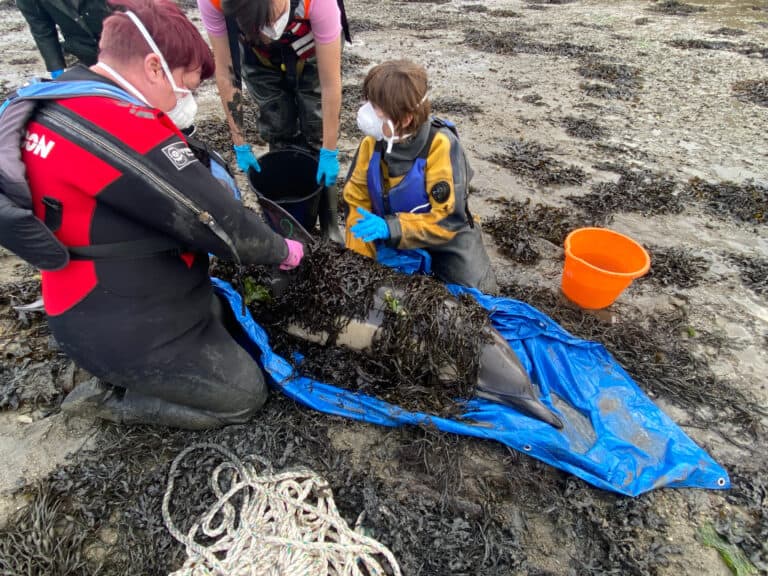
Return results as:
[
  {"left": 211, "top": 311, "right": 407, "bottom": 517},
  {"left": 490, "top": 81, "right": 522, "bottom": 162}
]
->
[
  {"left": 94, "top": 61, "right": 150, "bottom": 105},
  {"left": 123, "top": 10, "right": 190, "bottom": 94},
  {"left": 385, "top": 119, "right": 396, "bottom": 154}
]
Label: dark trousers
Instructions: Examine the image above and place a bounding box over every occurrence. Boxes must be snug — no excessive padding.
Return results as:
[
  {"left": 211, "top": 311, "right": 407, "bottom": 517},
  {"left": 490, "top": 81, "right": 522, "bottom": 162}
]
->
[
  {"left": 240, "top": 48, "right": 323, "bottom": 150},
  {"left": 52, "top": 294, "right": 268, "bottom": 430}
]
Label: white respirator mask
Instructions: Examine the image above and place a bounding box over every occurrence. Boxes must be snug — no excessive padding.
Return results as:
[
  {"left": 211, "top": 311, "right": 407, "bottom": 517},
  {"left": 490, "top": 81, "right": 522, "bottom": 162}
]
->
[
  {"left": 356, "top": 101, "right": 410, "bottom": 154},
  {"left": 356, "top": 94, "right": 428, "bottom": 154},
  {"left": 261, "top": 8, "right": 290, "bottom": 40},
  {"left": 121, "top": 10, "right": 198, "bottom": 129}
]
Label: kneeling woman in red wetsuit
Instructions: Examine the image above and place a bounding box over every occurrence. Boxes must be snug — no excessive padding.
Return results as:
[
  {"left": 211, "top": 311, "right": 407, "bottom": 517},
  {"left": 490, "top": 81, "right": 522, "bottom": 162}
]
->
[{"left": 6, "top": 0, "right": 304, "bottom": 429}]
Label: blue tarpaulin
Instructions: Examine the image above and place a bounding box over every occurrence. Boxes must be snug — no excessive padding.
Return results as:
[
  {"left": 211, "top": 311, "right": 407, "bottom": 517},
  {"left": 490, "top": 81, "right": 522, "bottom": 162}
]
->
[{"left": 212, "top": 277, "right": 729, "bottom": 496}]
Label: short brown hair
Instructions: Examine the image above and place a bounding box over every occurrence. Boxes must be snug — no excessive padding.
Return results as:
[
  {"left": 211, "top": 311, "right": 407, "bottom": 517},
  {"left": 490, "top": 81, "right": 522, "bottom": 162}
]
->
[
  {"left": 363, "top": 60, "right": 431, "bottom": 132},
  {"left": 100, "top": 0, "right": 214, "bottom": 80}
]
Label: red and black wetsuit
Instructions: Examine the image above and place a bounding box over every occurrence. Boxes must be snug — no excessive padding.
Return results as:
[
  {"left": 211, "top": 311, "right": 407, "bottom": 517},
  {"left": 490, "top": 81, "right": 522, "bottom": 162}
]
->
[{"left": 22, "top": 66, "right": 288, "bottom": 429}]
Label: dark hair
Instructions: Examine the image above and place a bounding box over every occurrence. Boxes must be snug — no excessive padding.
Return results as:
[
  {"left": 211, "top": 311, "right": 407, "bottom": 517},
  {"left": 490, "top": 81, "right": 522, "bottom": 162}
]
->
[
  {"left": 363, "top": 60, "right": 431, "bottom": 132},
  {"left": 222, "top": 0, "right": 272, "bottom": 40},
  {"left": 100, "top": 0, "right": 214, "bottom": 80}
]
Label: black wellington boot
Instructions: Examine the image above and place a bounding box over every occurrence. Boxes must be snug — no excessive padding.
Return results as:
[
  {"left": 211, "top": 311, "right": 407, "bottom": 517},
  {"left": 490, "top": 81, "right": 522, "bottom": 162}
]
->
[{"left": 319, "top": 184, "right": 344, "bottom": 244}]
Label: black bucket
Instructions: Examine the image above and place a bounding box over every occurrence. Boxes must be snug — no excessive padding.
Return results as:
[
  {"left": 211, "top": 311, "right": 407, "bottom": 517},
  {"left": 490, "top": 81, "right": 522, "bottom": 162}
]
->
[{"left": 248, "top": 147, "right": 322, "bottom": 231}]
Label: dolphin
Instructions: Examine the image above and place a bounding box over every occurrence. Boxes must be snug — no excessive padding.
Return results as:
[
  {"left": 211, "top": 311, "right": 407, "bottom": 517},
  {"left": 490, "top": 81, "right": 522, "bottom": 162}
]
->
[{"left": 253, "top": 197, "right": 563, "bottom": 429}]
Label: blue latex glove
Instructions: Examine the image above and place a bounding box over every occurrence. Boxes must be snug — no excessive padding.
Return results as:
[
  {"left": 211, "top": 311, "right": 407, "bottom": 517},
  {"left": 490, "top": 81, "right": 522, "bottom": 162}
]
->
[
  {"left": 233, "top": 144, "right": 261, "bottom": 173},
  {"left": 50, "top": 69, "right": 63, "bottom": 79},
  {"left": 351, "top": 207, "right": 390, "bottom": 243},
  {"left": 316, "top": 147, "right": 339, "bottom": 187}
]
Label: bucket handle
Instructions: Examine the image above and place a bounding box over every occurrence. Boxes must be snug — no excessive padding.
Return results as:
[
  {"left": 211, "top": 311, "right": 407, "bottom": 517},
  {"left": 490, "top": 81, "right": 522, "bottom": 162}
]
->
[{"left": 258, "top": 144, "right": 320, "bottom": 162}]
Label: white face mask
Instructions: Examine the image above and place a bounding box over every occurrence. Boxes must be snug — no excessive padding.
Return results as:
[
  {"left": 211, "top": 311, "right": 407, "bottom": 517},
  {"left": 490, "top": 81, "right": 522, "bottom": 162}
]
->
[
  {"left": 261, "top": 8, "right": 290, "bottom": 40},
  {"left": 356, "top": 101, "right": 385, "bottom": 141},
  {"left": 166, "top": 92, "right": 198, "bottom": 130},
  {"left": 356, "top": 101, "right": 412, "bottom": 154},
  {"left": 119, "top": 10, "right": 198, "bottom": 130}
]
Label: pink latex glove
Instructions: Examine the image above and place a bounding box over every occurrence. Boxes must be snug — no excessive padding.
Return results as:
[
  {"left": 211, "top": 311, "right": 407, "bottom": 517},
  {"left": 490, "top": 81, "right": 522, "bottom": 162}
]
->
[{"left": 279, "top": 239, "right": 304, "bottom": 270}]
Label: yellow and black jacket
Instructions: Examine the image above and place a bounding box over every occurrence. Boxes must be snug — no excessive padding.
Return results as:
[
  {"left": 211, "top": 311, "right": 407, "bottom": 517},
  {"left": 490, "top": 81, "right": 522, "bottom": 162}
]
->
[{"left": 343, "top": 118, "right": 496, "bottom": 292}]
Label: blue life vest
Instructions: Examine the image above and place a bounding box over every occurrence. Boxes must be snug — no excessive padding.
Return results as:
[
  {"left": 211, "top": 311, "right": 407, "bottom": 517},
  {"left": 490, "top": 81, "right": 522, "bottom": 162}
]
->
[{"left": 366, "top": 118, "right": 458, "bottom": 218}]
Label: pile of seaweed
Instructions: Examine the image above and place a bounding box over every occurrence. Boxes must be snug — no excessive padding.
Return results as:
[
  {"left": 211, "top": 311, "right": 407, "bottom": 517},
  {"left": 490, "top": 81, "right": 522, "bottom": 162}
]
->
[
  {"left": 0, "top": 389, "right": 689, "bottom": 576},
  {"left": 0, "top": 352, "right": 66, "bottom": 411},
  {"left": 393, "top": 15, "right": 452, "bottom": 31},
  {"left": 0, "top": 483, "right": 92, "bottom": 574},
  {"left": 463, "top": 3, "right": 487, "bottom": 13},
  {"left": 1, "top": 277, "right": 759, "bottom": 576},
  {"left": 525, "top": 0, "right": 576, "bottom": 4},
  {"left": 567, "top": 164, "right": 681, "bottom": 221},
  {"left": 641, "top": 246, "right": 709, "bottom": 289},
  {"left": 577, "top": 59, "right": 643, "bottom": 85},
  {"left": 577, "top": 57, "right": 643, "bottom": 101},
  {"left": 591, "top": 141, "right": 650, "bottom": 161},
  {"left": 489, "top": 139, "right": 588, "bottom": 186},
  {"left": 7, "top": 280, "right": 751, "bottom": 576},
  {"left": 521, "top": 93, "right": 545, "bottom": 105},
  {"left": 573, "top": 20, "right": 615, "bottom": 31},
  {"left": 9, "top": 56, "right": 38, "bottom": 66},
  {"left": 732, "top": 78, "right": 768, "bottom": 107},
  {"left": 0, "top": 276, "right": 41, "bottom": 324},
  {"left": 339, "top": 83, "right": 364, "bottom": 137},
  {"left": 580, "top": 80, "right": 635, "bottom": 100},
  {"left": 728, "top": 253, "right": 768, "bottom": 297},
  {"left": 524, "top": 0, "right": 576, "bottom": 8},
  {"left": 708, "top": 27, "right": 747, "bottom": 37},
  {"left": 483, "top": 198, "right": 592, "bottom": 264},
  {"left": 194, "top": 96, "right": 263, "bottom": 156},
  {"left": 0, "top": 277, "right": 68, "bottom": 411},
  {"left": 647, "top": 0, "right": 706, "bottom": 16},
  {"left": 463, "top": 29, "right": 529, "bottom": 57},
  {"left": 687, "top": 177, "right": 767, "bottom": 225},
  {"left": 668, "top": 38, "right": 733, "bottom": 51},
  {"left": 502, "top": 76, "right": 533, "bottom": 91},
  {"left": 431, "top": 96, "right": 483, "bottom": 117},
  {"left": 561, "top": 115, "right": 608, "bottom": 140},
  {"left": 464, "top": 28, "right": 601, "bottom": 59},
  {"left": 350, "top": 18, "right": 384, "bottom": 33},
  {"left": 668, "top": 39, "right": 768, "bottom": 60},
  {"left": 499, "top": 279, "right": 765, "bottom": 436},
  {"left": 490, "top": 8, "right": 521, "bottom": 18},
  {"left": 0, "top": 402, "right": 528, "bottom": 575},
  {"left": 213, "top": 243, "right": 492, "bottom": 416},
  {"left": 342, "top": 51, "right": 371, "bottom": 75},
  {"left": 717, "top": 465, "right": 768, "bottom": 572}
]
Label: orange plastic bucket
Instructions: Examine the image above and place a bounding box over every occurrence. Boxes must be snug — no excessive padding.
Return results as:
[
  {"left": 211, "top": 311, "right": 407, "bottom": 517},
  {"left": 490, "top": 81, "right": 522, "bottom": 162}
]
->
[{"left": 561, "top": 228, "right": 650, "bottom": 309}]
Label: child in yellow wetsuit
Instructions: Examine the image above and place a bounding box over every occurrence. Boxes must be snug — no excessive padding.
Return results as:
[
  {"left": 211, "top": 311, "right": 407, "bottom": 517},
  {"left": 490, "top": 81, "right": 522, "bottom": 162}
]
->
[{"left": 343, "top": 59, "right": 496, "bottom": 292}]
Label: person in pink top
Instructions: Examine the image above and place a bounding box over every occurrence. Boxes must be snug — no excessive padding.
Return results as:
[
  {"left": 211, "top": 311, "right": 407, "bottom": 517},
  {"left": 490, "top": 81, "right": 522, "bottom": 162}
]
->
[{"left": 198, "top": 0, "right": 347, "bottom": 241}]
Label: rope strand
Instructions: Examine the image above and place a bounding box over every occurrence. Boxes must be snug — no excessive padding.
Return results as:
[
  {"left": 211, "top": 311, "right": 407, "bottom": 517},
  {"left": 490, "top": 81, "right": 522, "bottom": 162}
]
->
[{"left": 163, "top": 443, "right": 401, "bottom": 576}]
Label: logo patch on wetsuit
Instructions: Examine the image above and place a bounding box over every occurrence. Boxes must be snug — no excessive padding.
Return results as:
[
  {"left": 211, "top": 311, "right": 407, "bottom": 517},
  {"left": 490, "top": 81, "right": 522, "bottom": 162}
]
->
[
  {"left": 430, "top": 181, "right": 451, "bottom": 203},
  {"left": 162, "top": 142, "right": 198, "bottom": 171},
  {"left": 24, "top": 131, "right": 56, "bottom": 159}
]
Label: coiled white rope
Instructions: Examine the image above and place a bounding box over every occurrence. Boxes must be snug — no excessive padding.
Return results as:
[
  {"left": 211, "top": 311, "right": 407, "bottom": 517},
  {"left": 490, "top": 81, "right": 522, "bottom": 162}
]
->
[{"left": 163, "top": 443, "right": 401, "bottom": 576}]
